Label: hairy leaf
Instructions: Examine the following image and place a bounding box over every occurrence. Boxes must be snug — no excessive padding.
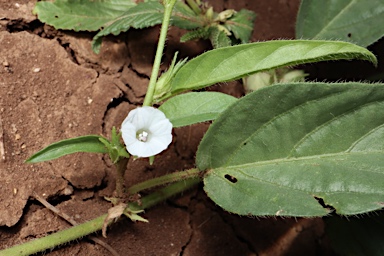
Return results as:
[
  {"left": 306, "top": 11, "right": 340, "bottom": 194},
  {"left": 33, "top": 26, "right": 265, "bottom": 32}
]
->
[
  {"left": 209, "top": 27, "right": 232, "bottom": 48},
  {"left": 33, "top": 0, "right": 136, "bottom": 31},
  {"left": 296, "top": 0, "right": 384, "bottom": 47},
  {"left": 325, "top": 214, "right": 384, "bottom": 256},
  {"left": 26, "top": 135, "right": 108, "bottom": 163},
  {"left": 224, "top": 9, "right": 256, "bottom": 43},
  {"left": 159, "top": 92, "right": 237, "bottom": 127},
  {"left": 170, "top": 40, "right": 376, "bottom": 94},
  {"left": 197, "top": 83, "right": 384, "bottom": 216},
  {"left": 92, "top": 1, "right": 202, "bottom": 53},
  {"left": 180, "top": 27, "right": 211, "bottom": 43},
  {"left": 171, "top": 1, "right": 203, "bottom": 30}
]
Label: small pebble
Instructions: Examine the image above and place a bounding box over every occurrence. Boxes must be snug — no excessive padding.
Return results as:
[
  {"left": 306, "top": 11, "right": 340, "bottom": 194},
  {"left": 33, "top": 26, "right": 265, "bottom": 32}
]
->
[
  {"left": 15, "top": 134, "right": 21, "bottom": 140},
  {"left": 62, "top": 185, "right": 74, "bottom": 196},
  {"left": 2, "top": 61, "right": 9, "bottom": 67},
  {"left": 33, "top": 68, "right": 41, "bottom": 73}
]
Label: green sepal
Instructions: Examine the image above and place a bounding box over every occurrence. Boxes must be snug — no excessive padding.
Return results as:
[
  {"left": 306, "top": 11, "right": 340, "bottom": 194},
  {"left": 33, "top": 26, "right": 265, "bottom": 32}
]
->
[
  {"left": 153, "top": 52, "right": 188, "bottom": 102},
  {"left": 100, "top": 127, "right": 129, "bottom": 164}
]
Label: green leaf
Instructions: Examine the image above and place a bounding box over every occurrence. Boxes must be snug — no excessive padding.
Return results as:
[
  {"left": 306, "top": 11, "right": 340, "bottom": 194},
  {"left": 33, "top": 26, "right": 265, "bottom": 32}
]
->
[
  {"left": 180, "top": 27, "right": 211, "bottom": 43},
  {"left": 26, "top": 135, "right": 108, "bottom": 163},
  {"left": 159, "top": 92, "right": 237, "bottom": 127},
  {"left": 209, "top": 27, "right": 232, "bottom": 48},
  {"left": 170, "top": 40, "right": 377, "bottom": 94},
  {"left": 224, "top": 9, "right": 256, "bottom": 43},
  {"left": 325, "top": 214, "right": 384, "bottom": 256},
  {"left": 91, "top": 1, "right": 164, "bottom": 53},
  {"left": 33, "top": 0, "right": 136, "bottom": 31},
  {"left": 171, "top": 1, "right": 203, "bottom": 30},
  {"left": 180, "top": 26, "right": 232, "bottom": 49},
  {"left": 91, "top": 1, "right": 202, "bottom": 53},
  {"left": 296, "top": 0, "right": 384, "bottom": 47},
  {"left": 197, "top": 83, "right": 384, "bottom": 217}
]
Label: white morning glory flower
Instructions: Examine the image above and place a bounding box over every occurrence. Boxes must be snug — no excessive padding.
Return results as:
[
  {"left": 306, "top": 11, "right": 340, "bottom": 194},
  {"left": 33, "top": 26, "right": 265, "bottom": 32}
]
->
[{"left": 121, "top": 106, "right": 173, "bottom": 158}]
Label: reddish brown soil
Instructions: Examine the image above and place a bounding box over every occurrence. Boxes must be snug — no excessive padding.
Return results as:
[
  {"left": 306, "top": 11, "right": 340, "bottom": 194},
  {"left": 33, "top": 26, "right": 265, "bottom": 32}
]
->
[{"left": 0, "top": 0, "right": 337, "bottom": 255}]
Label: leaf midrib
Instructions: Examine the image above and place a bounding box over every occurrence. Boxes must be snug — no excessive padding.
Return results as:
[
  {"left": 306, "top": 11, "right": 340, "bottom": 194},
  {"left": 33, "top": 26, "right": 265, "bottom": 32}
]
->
[
  {"left": 218, "top": 150, "right": 384, "bottom": 170},
  {"left": 222, "top": 90, "right": 384, "bottom": 167}
]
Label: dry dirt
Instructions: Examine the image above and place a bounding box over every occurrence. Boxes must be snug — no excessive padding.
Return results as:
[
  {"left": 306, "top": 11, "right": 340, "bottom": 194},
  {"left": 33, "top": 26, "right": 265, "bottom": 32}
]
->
[{"left": 0, "top": 0, "right": 339, "bottom": 255}]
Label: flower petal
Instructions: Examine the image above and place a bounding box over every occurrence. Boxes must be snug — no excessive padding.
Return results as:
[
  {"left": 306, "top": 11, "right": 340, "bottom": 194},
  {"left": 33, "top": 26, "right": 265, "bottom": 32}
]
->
[{"left": 121, "top": 106, "right": 173, "bottom": 158}]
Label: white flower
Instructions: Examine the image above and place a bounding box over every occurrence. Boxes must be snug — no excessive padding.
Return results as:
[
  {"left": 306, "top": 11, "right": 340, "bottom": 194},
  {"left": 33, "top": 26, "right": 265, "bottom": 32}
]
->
[{"left": 121, "top": 106, "right": 173, "bottom": 157}]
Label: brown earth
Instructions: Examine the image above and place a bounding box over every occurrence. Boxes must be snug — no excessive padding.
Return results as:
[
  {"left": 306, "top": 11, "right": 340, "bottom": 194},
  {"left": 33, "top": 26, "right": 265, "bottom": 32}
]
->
[{"left": 0, "top": 0, "right": 340, "bottom": 255}]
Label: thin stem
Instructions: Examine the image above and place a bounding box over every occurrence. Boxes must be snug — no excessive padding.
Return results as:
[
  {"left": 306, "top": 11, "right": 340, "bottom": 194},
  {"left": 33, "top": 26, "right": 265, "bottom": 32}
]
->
[
  {"left": 0, "top": 178, "right": 200, "bottom": 256},
  {"left": 0, "top": 214, "right": 107, "bottom": 256},
  {"left": 130, "top": 177, "right": 201, "bottom": 211},
  {"left": 143, "top": 0, "right": 177, "bottom": 107},
  {"left": 127, "top": 168, "right": 201, "bottom": 195},
  {"left": 115, "top": 157, "right": 128, "bottom": 198},
  {"left": 186, "top": 0, "right": 201, "bottom": 15},
  {"left": 33, "top": 191, "right": 120, "bottom": 256}
]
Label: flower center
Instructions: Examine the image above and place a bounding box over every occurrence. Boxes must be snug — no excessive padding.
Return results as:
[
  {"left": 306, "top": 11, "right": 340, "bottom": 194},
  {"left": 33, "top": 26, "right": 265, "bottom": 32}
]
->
[{"left": 137, "top": 130, "right": 150, "bottom": 142}]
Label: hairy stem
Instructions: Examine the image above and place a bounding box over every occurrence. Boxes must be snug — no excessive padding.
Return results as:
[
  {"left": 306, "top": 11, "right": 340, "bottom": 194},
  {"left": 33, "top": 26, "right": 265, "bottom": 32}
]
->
[
  {"left": 115, "top": 157, "right": 128, "bottom": 198},
  {"left": 0, "top": 178, "right": 200, "bottom": 256},
  {"left": 143, "top": 0, "right": 177, "bottom": 106},
  {"left": 127, "top": 168, "right": 201, "bottom": 195}
]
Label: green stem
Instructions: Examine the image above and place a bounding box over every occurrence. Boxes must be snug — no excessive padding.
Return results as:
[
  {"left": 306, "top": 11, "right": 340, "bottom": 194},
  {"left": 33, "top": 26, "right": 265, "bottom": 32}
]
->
[
  {"left": 127, "top": 168, "right": 201, "bottom": 195},
  {"left": 130, "top": 177, "right": 200, "bottom": 210},
  {"left": 186, "top": 0, "right": 201, "bottom": 15},
  {"left": 143, "top": 0, "right": 177, "bottom": 107},
  {"left": 0, "top": 178, "right": 200, "bottom": 256}
]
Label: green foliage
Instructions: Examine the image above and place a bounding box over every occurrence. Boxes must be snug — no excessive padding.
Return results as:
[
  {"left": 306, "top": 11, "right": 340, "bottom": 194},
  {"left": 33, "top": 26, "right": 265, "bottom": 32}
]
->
[
  {"left": 26, "top": 135, "right": 108, "bottom": 163},
  {"left": 159, "top": 92, "right": 237, "bottom": 127},
  {"left": 180, "top": 8, "right": 256, "bottom": 48},
  {"left": 180, "top": 27, "right": 212, "bottom": 43},
  {"left": 325, "top": 214, "right": 384, "bottom": 255},
  {"left": 170, "top": 40, "right": 377, "bottom": 95},
  {"left": 34, "top": 0, "right": 256, "bottom": 53},
  {"left": 197, "top": 83, "right": 384, "bottom": 217},
  {"left": 33, "top": 0, "right": 136, "bottom": 31},
  {"left": 99, "top": 127, "right": 129, "bottom": 163},
  {"left": 153, "top": 52, "right": 188, "bottom": 102},
  {"left": 222, "top": 9, "right": 256, "bottom": 44},
  {"left": 296, "top": 0, "right": 384, "bottom": 47},
  {"left": 181, "top": 26, "right": 232, "bottom": 48},
  {"left": 92, "top": 1, "right": 202, "bottom": 53},
  {"left": 209, "top": 27, "right": 232, "bottom": 48}
]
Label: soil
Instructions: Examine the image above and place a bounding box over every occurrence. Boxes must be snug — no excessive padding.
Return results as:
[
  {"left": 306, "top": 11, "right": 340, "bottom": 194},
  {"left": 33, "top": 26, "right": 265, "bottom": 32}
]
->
[{"left": 0, "top": 0, "right": 354, "bottom": 255}]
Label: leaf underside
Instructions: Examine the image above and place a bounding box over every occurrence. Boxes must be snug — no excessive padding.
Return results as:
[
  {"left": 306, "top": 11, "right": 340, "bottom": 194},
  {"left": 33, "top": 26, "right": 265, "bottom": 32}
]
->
[
  {"left": 159, "top": 92, "right": 237, "bottom": 127},
  {"left": 197, "top": 83, "right": 384, "bottom": 217},
  {"left": 26, "top": 135, "right": 108, "bottom": 163},
  {"left": 296, "top": 0, "right": 384, "bottom": 47},
  {"left": 170, "top": 40, "right": 377, "bottom": 94}
]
